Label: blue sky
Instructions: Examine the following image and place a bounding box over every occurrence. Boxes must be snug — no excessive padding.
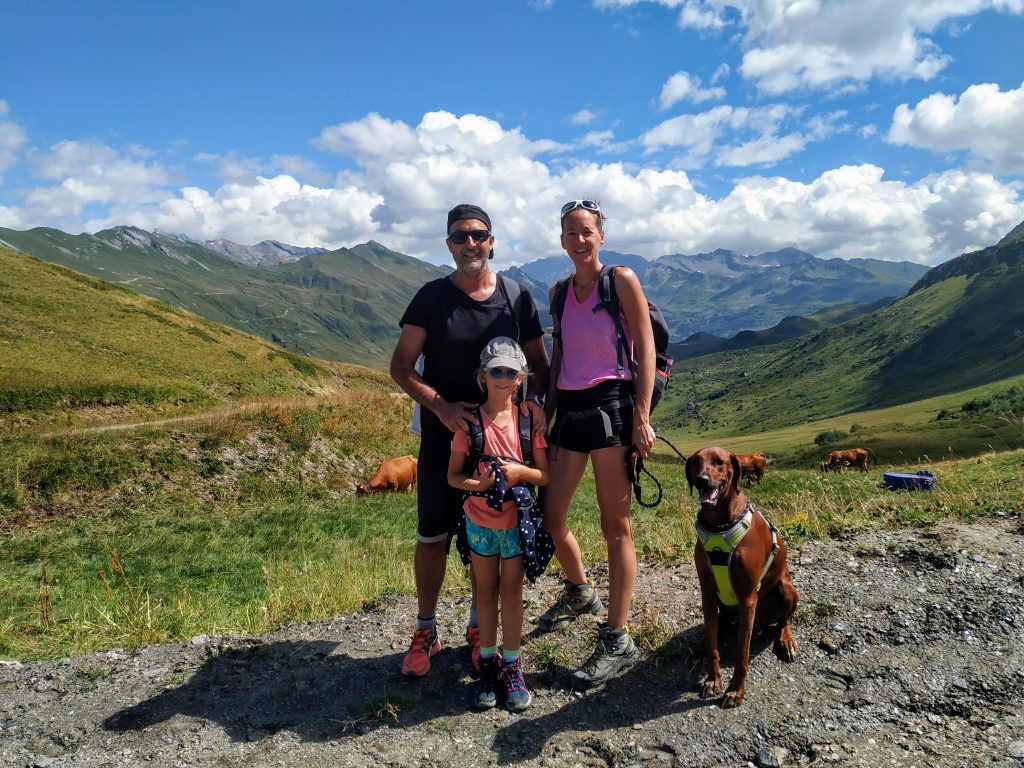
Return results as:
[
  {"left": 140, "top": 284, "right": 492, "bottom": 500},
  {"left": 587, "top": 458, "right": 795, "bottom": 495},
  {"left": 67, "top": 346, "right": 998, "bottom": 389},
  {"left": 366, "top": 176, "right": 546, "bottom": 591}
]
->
[{"left": 2, "top": 0, "right": 1023, "bottom": 267}]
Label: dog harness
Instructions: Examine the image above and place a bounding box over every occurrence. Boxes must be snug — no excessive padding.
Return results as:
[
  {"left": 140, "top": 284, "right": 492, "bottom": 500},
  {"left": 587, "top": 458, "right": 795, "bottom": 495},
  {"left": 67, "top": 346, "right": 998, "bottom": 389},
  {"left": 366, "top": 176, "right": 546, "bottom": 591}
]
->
[{"left": 696, "top": 502, "right": 779, "bottom": 607}]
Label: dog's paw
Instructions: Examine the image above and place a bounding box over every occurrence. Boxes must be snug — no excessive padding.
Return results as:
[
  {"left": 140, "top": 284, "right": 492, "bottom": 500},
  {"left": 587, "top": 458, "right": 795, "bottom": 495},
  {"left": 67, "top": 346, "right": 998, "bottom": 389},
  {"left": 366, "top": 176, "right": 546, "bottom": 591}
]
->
[
  {"left": 721, "top": 689, "right": 745, "bottom": 708},
  {"left": 700, "top": 677, "right": 721, "bottom": 699},
  {"left": 776, "top": 627, "right": 799, "bottom": 661}
]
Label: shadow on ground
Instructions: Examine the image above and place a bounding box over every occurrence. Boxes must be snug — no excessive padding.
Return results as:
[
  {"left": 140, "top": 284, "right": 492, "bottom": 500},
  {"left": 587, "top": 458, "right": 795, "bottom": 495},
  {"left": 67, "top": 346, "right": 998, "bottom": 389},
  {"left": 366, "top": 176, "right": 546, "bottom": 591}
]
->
[{"left": 103, "top": 618, "right": 781, "bottom": 757}]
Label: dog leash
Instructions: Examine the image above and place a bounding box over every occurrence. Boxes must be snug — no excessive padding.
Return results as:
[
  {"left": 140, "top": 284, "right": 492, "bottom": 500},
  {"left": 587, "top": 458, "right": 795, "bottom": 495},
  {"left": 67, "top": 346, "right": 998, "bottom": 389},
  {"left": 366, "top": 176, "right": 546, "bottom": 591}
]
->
[{"left": 625, "top": 435, "right": 688, "bottom": 508}]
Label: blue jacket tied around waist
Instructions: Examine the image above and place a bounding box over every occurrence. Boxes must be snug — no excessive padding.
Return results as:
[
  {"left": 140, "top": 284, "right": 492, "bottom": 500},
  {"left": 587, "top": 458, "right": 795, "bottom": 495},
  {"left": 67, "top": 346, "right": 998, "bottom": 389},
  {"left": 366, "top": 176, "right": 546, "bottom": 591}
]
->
[{"left": 455, "top": 459, "right": 555, "bottom": 583}]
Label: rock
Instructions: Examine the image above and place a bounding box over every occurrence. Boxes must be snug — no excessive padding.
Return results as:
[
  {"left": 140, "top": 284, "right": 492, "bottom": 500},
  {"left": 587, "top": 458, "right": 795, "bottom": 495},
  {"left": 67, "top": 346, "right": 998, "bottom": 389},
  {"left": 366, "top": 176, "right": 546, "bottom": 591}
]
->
[
  {"left": 1008, "top": 741, "right": 1024, "bottom": 759},
  {"left": 755, "top": 746, "right": 789, "bottom": 767},
  {"left": 818, "top": 634, "right": 841, "bottom": 654}
]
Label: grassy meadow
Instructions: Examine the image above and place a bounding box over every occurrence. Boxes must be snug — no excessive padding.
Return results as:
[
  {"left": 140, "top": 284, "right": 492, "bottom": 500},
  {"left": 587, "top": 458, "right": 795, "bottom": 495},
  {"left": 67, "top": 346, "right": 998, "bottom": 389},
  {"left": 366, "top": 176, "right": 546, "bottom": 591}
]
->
[{"left": 2, "top": 383, "right": 1022, "bottom": 661}]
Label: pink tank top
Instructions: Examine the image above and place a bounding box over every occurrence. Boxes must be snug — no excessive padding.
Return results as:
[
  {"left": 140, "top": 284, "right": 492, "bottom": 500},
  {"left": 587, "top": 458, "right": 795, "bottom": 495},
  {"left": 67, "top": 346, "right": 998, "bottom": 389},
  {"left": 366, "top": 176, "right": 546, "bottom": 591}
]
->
[{"left": 558, "top": 275, "right": 634, "bottom": 391}]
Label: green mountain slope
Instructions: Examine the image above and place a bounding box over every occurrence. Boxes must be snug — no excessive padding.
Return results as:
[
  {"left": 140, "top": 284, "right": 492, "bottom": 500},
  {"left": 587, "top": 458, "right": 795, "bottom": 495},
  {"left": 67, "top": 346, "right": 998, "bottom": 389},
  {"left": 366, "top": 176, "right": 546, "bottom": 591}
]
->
[
  {"left": 670, "top": 298, "right": 893, "bottom": 360},
  {"left": 518, "top": 248, "right": 928, "bottom": 339},
  {"left": 0, "top": 227, "right": 447, "bottom": 367},
  {"left": 659, "top": 239, "right": 1024, "bottom": 434},
  {"left": 0, "top": 246, "right": 374, "bottom": 418}
]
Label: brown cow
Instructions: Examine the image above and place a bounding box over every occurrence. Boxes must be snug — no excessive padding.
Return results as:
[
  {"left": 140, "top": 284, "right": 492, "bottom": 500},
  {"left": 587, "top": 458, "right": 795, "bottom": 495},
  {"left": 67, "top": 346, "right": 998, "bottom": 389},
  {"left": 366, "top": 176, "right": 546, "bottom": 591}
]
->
[
  {"left": 357, "top": 455, "right": 418, "bottom": 494},
  {"left": 736, "top": 451, "right": 767, "bottom": 486},
  {"left": 821, "top": 448, "right": 869, "bottom": 473}
]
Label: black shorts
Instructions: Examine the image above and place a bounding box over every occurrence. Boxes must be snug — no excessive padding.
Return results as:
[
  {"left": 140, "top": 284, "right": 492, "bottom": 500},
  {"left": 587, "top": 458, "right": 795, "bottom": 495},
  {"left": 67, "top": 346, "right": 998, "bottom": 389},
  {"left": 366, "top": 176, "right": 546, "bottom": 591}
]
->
[
  {"left": 416, "top": 437, "right": 464, "bottom": 543},
  {"left": 549, "top": 380, "right": 634, "bottom": 454}
]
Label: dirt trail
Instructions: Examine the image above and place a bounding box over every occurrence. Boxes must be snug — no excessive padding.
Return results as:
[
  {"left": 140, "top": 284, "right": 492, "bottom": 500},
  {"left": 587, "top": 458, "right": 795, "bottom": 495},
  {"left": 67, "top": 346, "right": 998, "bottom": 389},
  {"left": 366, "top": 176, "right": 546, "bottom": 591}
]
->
[{"left": 2, "top": 515, "right": 1022, "bottom": 768}]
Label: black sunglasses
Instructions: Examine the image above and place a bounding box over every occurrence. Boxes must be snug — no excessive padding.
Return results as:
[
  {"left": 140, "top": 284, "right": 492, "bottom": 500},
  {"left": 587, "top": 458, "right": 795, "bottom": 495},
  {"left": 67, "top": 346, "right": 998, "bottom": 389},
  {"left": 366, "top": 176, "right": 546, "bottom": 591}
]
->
[
  {"left": 560, "top": 199, "right": 601, "bottom": 218},
  {"left": 448, "top": 229, "right": 490, "bottom": 245},
  {"left": 486, "top": 367, "right": 520, "bottom": 379}
]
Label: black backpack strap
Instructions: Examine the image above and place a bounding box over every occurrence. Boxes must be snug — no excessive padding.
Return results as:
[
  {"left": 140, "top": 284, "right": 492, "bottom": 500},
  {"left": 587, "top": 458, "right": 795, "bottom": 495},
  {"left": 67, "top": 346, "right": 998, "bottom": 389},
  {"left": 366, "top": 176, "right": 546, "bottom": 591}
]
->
[
  {"left": 596, "top": 265, "right": 633, "bottom": 381},
  {"left": 550, "top": 277, "right": 571, "bottom": 348},
  {"left": 518, "top": 408, "right": 533, "bottom": 467},
  {"left": 496, "top": 276, "right": 522, "bottom": 338},
  {"left": 465, "top": 406, "right": 485, "bottom": 474}
]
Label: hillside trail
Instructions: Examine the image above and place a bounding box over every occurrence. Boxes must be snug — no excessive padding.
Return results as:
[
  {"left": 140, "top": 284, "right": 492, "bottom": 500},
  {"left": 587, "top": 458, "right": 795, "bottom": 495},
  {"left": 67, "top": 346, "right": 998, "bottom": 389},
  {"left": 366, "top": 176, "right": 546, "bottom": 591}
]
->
[
  {"left": 2, "top": 514, "right": 1022, "bottom": 768},
  {"left": 26, "top": 389, "right": 404, "bottom": 440}
]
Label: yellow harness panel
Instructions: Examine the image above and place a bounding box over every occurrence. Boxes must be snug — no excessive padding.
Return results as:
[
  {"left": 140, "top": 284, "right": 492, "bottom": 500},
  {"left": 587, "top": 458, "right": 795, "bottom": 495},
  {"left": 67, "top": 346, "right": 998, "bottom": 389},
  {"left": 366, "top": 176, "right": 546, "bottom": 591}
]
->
[{"left": 696, "top": 504, "right": 778, "bottom": 607}]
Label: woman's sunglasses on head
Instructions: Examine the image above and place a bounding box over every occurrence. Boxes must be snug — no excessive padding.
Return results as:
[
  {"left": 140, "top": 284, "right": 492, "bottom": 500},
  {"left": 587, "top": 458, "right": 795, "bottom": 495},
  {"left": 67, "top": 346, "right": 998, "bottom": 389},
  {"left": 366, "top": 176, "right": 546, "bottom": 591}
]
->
[
  {"left": 448, "top": 229, "right": 490, "bottom": 245},
  {"left": 560, "top": 199, "right": 601, "bottom": 218},
  {"left": 486, "top": 367, "right": 521, "bottom": 379}
]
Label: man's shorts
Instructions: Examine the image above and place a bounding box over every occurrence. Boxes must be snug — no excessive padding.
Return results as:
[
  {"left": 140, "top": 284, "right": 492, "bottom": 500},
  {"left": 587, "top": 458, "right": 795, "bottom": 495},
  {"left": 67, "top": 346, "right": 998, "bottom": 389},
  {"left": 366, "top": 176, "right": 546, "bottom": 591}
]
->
[
  {"left": 464, "top": 517, "right": 523, "bottom": 559},
  {"left": 549, "top": 379, "right": 634, "bottom": 454},
  {"left": 416, "top": 437, "right": 464, "bottom": 543}
]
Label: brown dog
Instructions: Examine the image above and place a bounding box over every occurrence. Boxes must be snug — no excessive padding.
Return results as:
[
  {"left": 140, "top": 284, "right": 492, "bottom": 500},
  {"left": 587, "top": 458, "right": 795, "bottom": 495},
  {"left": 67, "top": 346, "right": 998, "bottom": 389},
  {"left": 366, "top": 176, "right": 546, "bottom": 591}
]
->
[{"left": 686, "top": 447, "right": 799, "bottom": 707}]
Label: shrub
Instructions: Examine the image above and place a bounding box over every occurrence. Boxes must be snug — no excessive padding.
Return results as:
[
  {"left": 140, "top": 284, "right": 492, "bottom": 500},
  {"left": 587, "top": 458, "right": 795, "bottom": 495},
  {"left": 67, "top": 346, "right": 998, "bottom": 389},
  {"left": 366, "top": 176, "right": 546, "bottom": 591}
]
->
[{"left": 814, "top": 430, "right": 847, "bottom": 446}]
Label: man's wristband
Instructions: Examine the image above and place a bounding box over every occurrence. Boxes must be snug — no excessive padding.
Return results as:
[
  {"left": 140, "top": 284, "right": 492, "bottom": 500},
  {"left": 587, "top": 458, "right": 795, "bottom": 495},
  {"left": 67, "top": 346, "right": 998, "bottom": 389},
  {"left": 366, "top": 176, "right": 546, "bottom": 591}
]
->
[{"left": 526, "top": 394, "right": 543, "bottom": 406}]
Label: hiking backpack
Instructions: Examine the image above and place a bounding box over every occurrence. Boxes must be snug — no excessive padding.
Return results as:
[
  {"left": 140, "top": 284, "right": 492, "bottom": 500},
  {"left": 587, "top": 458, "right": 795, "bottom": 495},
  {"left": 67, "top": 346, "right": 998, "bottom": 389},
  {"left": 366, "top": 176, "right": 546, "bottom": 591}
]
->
[
  {"left": 464, "top": 406, "right": 533, "bottom": 473},
  {"left": 551, "top": 265, "right": 673, "bottom": 411}
]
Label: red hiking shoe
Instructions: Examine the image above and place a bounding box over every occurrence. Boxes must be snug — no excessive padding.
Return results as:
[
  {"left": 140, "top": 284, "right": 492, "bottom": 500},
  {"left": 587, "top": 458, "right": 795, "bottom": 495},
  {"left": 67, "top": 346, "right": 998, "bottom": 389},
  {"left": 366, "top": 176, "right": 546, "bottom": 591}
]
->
[
  {"left": 465, "top": 625, "right": 481, "bottom": 672},
  {"left": 401, "top": 627, "right": 441, "bottom": 677}
]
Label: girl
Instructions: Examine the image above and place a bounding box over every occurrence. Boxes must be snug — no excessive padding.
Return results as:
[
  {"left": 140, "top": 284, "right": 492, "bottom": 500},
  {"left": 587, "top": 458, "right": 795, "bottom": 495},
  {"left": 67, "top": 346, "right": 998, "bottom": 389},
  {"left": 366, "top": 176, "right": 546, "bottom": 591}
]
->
[{"left": 448, "top": 336, "right": 550, "bottom": 711}]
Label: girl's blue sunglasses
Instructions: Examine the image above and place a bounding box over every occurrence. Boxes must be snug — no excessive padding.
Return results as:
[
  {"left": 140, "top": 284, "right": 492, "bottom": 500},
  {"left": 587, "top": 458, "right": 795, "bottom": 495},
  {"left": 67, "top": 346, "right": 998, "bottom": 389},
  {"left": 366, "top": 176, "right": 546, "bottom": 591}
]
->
[{"left": 486, "top": 367, "right": 521, "bottom": 379}]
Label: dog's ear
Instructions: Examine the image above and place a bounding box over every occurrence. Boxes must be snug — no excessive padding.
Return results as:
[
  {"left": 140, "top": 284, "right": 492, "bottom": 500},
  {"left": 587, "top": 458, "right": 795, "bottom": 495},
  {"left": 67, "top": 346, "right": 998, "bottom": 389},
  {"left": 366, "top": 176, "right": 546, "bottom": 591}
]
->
[
  {"left": 730, "top": 453, "right": 742, "bottom": 494},
  {"left": 685, "top": 454, "right": 696, "bottom": 495}
]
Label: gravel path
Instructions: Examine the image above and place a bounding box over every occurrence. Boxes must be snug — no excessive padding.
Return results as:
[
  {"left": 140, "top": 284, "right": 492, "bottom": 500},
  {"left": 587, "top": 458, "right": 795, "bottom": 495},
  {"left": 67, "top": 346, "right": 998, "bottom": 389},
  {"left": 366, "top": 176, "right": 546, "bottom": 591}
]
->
[{"left": 2, "top": 515, "right": 1022, "bottom": 768}]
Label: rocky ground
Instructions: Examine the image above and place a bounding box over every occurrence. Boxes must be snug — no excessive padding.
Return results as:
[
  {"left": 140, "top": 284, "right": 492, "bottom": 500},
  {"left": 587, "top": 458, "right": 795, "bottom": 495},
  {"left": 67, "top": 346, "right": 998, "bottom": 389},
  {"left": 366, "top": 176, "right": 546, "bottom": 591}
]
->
[{"left": 2, "top": 514, "right": 1022, "bottom": 768}]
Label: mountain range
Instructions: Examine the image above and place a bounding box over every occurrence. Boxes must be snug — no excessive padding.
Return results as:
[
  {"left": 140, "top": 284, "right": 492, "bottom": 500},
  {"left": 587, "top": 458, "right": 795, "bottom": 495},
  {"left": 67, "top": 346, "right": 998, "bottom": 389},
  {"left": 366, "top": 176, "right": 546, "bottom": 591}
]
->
[
  {"left": 3, "top": 219, "right": 1023, "bottom": 436},
  {"left": 658, "top": 232, "right": 1024, "bottom": 433},
  {"left": 0, "top": 226, "right": 444, "bottom": 366},
  {"left": 0, "top": 225, "right": 928, "bottom": 367}
]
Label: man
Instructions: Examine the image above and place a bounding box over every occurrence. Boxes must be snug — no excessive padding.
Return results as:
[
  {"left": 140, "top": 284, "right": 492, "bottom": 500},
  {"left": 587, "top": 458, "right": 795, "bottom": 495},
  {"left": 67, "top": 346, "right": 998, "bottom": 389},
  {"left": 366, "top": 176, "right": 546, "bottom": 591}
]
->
[{"left": 390, "top": 203, "right": 549, "bottom": 677}]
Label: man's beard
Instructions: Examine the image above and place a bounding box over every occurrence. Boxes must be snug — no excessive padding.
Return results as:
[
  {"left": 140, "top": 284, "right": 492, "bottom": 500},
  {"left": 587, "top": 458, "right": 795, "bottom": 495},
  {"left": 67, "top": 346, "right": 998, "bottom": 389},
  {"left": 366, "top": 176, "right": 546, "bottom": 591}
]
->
[{"left": 458, "top": 255, "right": 487, "bottom": 276}]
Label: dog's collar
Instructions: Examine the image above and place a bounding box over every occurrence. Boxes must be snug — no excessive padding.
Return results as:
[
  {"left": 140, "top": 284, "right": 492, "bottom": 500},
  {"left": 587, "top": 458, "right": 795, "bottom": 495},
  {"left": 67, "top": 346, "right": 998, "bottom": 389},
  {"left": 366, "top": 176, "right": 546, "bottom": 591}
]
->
[{"left": 696, "top": 500, "right": 753, "bottom": 535}]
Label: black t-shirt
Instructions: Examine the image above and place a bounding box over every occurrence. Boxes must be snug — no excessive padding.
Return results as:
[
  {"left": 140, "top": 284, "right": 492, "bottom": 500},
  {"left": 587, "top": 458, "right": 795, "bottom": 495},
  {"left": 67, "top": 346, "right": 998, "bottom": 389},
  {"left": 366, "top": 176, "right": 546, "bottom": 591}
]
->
[{"left": 400, "top": 275, "right": 544, "bottom": 442}]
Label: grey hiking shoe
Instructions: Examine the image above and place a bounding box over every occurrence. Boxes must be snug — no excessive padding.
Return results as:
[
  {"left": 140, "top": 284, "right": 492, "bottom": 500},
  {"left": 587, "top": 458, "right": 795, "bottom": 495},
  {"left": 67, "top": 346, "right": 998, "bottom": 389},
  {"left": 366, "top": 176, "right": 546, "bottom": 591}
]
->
[
  {"left": 572, "top": 623, "right": 638, "bottom": 690},
  {"left": 537, "top": 580, "right": 602, "bottom": 631}
]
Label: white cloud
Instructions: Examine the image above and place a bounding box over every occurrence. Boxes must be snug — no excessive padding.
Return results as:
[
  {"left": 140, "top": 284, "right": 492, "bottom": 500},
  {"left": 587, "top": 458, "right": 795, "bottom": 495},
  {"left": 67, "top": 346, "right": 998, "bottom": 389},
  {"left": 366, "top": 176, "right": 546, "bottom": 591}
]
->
[
  {"left": 4, "top": 110, "right": 1022, "bottom": 266},
  {"left": 0, "top": 100, "right": 28, "bottom": 178},
  {"left": 570, "top": 109, "right": 598, "bottom": 125},
  {"left": 659, "top": 71, "right": 727, "bottom": 109},
  {"left": 640, "top": 103, "right": 839, "bottom": 167},
  {"left": 612, "top": 0, "right": 1023, "bottom": 94},
  {"left": 18, "top": 140, "right": 173, "bottom": 230},
  {"left": 271, "top": 154, "right": 333, "bottom": 186},
  {"left": 888, "top": 81, "right": 1024, "bottom": 173},
  {"left": 90, "top": 175, "right": 384, "bottom": 249},
  {"left": 675, "top": 164, "right": 1024, "bottom": 263}
]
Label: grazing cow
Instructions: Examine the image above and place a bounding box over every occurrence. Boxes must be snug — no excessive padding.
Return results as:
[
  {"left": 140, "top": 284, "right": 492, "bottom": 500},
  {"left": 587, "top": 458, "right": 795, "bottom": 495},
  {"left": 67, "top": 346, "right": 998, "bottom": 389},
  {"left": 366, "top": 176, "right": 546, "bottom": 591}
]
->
[
  {"left": 736, "top": 452, "right": 767, "bottom": 486},
  {"left": 357, "top": 455, "right": 418, "bottom": 494},
  {"left": 821, "top": 448, "right": 869, "bottom": 473}
]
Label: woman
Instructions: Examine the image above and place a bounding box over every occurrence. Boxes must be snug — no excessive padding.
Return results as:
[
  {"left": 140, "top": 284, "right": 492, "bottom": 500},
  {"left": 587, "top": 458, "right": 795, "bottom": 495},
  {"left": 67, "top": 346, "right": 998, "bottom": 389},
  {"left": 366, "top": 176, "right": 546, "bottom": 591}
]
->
[{"left": 540, "top": 199, "right": 656, "bottom": 689}]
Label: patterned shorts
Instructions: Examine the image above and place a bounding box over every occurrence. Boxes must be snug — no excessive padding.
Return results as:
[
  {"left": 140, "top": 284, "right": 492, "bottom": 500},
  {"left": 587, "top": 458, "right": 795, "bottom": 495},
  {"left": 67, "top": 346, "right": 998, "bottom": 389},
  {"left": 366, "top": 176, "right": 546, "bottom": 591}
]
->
[{"left": 465, "top": 517, "right": 522, "bottom": 559}]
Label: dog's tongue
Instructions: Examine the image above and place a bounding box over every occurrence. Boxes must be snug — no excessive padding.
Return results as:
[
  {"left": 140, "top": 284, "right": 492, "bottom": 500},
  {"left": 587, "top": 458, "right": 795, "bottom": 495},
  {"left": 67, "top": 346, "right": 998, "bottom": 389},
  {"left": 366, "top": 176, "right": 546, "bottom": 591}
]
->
[{"left": 699, "top": 486, "right": 720, "bottom": 506}]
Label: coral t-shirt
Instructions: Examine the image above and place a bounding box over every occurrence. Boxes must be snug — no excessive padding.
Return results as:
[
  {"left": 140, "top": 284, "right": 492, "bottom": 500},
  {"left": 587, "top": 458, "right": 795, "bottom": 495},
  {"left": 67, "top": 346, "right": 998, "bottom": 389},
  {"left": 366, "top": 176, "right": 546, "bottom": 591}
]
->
[{"left": 451, "top": 408, "right": 547, "bottom": 530}]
